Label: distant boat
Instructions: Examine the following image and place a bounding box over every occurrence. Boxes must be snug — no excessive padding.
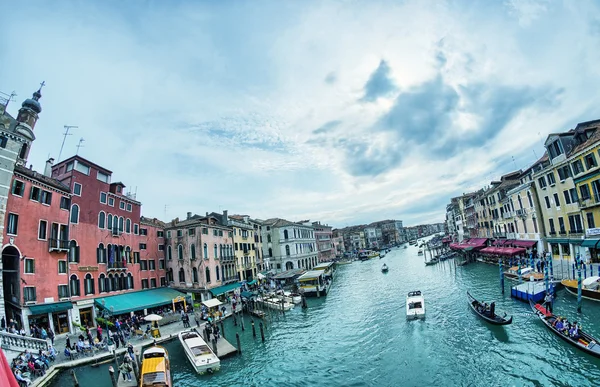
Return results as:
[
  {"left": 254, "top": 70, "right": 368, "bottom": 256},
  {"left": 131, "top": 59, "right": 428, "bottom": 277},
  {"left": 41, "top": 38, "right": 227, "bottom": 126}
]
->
[
  {"left": 381, "top": 264, "right": 389, "bottom": 273},
  {"left": 562, "top": 276, "right": 600, "bottom": 302},
  {"left": 406, "top": 291, "right": 425, "bottom": 319}
]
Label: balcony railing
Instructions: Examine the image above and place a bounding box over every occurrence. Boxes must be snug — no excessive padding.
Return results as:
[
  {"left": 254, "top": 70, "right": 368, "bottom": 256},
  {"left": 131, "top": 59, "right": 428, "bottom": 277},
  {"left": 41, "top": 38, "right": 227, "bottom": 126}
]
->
[
  {"left": 502, "top": 212, "right": 514, "bottom": 219},
  {"left": 220, "top": 255, "right": 235, "bottom": 262},
  {"left": 108, "top": 261, "right": 127, "bottom": 270},
  {"left": 492, "top": 232, "right": 507, "bottom": 238},
  {"left": 49, "top": 238, "right": 69, "bottom": 252},
  {"left": 579, "top": 195, "right": 600, "bottom": 208},
  {"left": 0, "top": 331, "right": 49, "bottom": 352}
]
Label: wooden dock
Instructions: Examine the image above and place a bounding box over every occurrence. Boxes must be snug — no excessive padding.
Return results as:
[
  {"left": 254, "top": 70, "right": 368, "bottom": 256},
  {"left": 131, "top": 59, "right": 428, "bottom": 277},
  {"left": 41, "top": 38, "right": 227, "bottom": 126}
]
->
[
  {"left": 212, "top": 337, "right": 238, "bottom": 358},
  {"left": 117, "top": 377, "right": 137, "bottom": 387}
]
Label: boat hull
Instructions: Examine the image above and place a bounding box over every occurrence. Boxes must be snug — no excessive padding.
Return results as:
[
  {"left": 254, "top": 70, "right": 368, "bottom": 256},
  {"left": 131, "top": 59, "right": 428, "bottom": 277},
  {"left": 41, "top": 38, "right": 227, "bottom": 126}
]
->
[
  {"left": 178, "top": 330, "right": 221, "bottom": 375},
  {"left": 466, "top": 291, "right": 512, "bottom": 325},
  {"left": 562, "top": 280, "right": 600, "bottom": 302}
]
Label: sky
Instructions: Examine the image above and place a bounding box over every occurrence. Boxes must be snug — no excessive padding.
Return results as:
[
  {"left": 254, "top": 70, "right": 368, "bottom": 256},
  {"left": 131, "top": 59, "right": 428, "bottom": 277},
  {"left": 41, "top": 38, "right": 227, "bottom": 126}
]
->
[{"left": 1, "top": 0, "right": 600, "bottom": 229}]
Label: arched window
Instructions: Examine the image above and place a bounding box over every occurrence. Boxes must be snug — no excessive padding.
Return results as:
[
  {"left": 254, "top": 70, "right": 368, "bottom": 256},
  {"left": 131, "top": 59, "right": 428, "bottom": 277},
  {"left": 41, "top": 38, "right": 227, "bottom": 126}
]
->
[
  {"left": 112, "top": 274, "right": 118, "bottom": 291},
  {"left": 19, "top": 143, "right": 27, "bottom": 159},
  {"left": 127, "top": 273, "right": 134, "bottom": 289},
  {"left": 69, "top": 240, "right": 79, "bottom": 263},
  {"left": 98, "top": 212, "right": 106, "bottom": 229},
  {"left": 267, "top": 234, "right": 271, "bottom": 243},
  {"left": 214, "top": 244, "right": 217, "bottom": 258},
  {"left": 107, "top": 214, "right": 113, "bottom": 229},
  {"left": 106, "top": 274, "right": 113, "bottom": 292},
  {"left": 119, "top": 274, "right": 126, "bottom": 290},
  {"left": 203, "top": 243, "right": 208, "bottom": 259},
  {"left": 191, "top": 244, "right": 196, "bottom": 260},
  {"left": 99, "top": 274, "right": 106, "bottom": 293},
  {"left": 216, "top": 266, "right": 220, "bottom": 281},
  {"left": 126, "top": 219, "right": 131, "bottom": 233},
  {"left": 179, "top": 268, "right": 185, "bottom": 283},
  {"left": 84, "top": 274, "right": 94, "bottom": 295},
  {"left": 178, "top": 244, "right": 183, "bottom": 260},
  {"left": 268, "top": 248, "right": 273, "bottom": 257},
  {"left": 205, "top": 267, "right": 211, "bottom": 283},
  {"left": 70, "top": 274, "right": 80, "bottom": 297},
  {"left": 97, "top": 243, "right": 106, "bottom": 263},
  {"left": 70, "top": 204, "right": 79, "bottom": 224},
  {"left": 167, "top": 269, "right": 173, "bottom": 283},
  {"left": 118, "top": 217, "right": 124, "bottom": 232},
  {"left": 284, "top": 230, "right": 289, "bottom": 240},
  {"left": 167, "top": 245, "right": 172, "bottom": 260},
  {"left": 192, "top": 267, "right": 198, "bottom": 283},
  {"left": 125, "top": 246, "right": 131, "bottom": 263},
  {"left": 285, "top": 245, "right": 290, "bottom": 256}
]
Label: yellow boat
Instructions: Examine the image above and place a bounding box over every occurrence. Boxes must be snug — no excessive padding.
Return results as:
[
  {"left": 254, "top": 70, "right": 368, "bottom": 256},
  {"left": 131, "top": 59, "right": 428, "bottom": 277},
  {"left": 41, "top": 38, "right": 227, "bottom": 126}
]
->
[{"left": 140, "top": 345, "right": 172, "bottom": 387}]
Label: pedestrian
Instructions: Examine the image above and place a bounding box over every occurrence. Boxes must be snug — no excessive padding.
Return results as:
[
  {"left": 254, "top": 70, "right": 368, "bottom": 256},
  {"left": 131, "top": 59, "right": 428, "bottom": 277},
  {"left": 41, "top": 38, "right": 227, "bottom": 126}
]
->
[
  {"left": 195, "top": 314, "right": 200, "bottom": 328},
  {"left": 127, "top": 342, "right": 134, "bottom": 357},
  {"left": 66, "top": 334, "right": 72, "bottom": 350},
  {"left": 0, "top": 316, "right": 5, "bottom": 331},
  {"left": 48, "top": 328, "right": 55, "bottom": 345}
]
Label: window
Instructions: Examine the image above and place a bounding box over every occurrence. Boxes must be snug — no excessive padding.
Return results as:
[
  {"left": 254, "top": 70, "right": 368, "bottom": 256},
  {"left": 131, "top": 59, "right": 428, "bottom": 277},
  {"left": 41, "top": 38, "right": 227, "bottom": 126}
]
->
[
  {"left": 38, "top": 220, "right": 47, "bottom": 240},
  {"left": 546, "top": 172, "right": 556, "bottom": 185},
  {"left": 229, "top": 231, "right": 233, "bottom": 237},
  {"left": 58, "top": 285, "right": 69, "bottom": 299},
  {"left": 167, "top": 246, "right": 172, "bottom": 260},
  {"left": 134, "top": 252, "right": 140, "bottom": 264},
  {"left": 177, "top": 229, "right": 183, "bottom": 237},
  {"left": 139, "top": 243, "right": 147, "bottom": 250},
  {"left": 178, "top": 244, "right": 183, "bottom": 260},
  {"left": 572, "top": 160, "right": 585, "bottom": 175},
  {"left": 24, "top": 258, "right": 35, "bottom": 274},
  {"left": 69, "top": 241, "right": 80, "bottom": 263},
  {"left": 97, "top": 243, "right": 106, "bottom": 264},
  {"left": 553, "top": 193, "right": 560, "bottom": 207},
  {"left": 108, "top": 197, "right": 114, "bottom": 206},
  {"left": 58, "top": 260, "right": 67, "bottom": 274},
  {"left": 191, "top": 244, "right": 196, "bottom": 260},
  {"left": 167, "top": 230, "right": 171, "bottom": 238},
  {"left": 585, "top": 153, "right": 597, "bottom": 169},
  {"left": 98, "top": 212, "right": 106, "bottom": 228},
  {"left": 157, "top": 231, "right": 164, "bottom": 238},
  {"left": 179, "top": 268, "right": 185, "bottom": 283},
  {"left": 0, "top": 135, "right": 7, "bottom": 148},
  {"left": 70, "top": 204, "right": 79, "bottom": 223},
  {"left": 214, "top": 244, "right": 218, "bottom": 258},
  {"left": 141, "top": 279, "right": 149, "bottom": 289},
  {"left": 569, "top": 214, "right": 583, "bottom": 233},
  {"left": 569, "top": 188, "right": 579, "bottom": 203},
  {"left": 41, "top": 190, "right": 52, "bottom": 205},
  {"left": 202, "top": 228, "right": 208, "bottom": 235},
  {"left": 60, "top": 196, "right": 70, "bottom": 210},
  {"left": 150, "top": 278, "right": 157, "bottom": 288},
  {"left": 100, "top": 192, "right": 107, "bottom": 204},
  {"left": 549, "top": 219, "right": 556, "bottom": 233},
  {"left": 119, "top": 201, "right": 125, "bottom": 210},
  {"left": 193, "top": 267, "right": 198, "bottom": 283},
  {"left": 149, "top": 260, "right": 156, "bottom": 270},
  {"left": 7, "top": 213, "right": 18, "bottom": 235},
  {"left": 107, "top": 214, "right": 113, "bottom": 229},
  {"left": 557, "top": 165, "right": 572, "bottom": 181},
  {"left": 544, "top": 196, "right": 551, "bottom": 209},
  {"left": 30, "top": 186, "right": 41, "bottom": 201},
  {"left": 12, "top": 180, "right": 24, "bottom": 196},
  {"left": 23, "top": 287, "right": 36, "bottom": 302},
  {"left": 70, "top": 275, "right": 80, "bottom": 297},
  {"left": 140, "top": 228, "right": 148, "bottom": 236},
  {"left": 285, "top": 245, "right": 290, "bottom": 256},
  {"left": 267, "top": 234, "right": 272, "bottom": 243},
  {"left": 216, "top": 266, "right": 220, "bottom": 281},
  {"left": 118, "top": 217, "right": 124, "bottom": 232},
  {"left": 158, "top": 244, "right": 165, "bottom": 251},
  {"left": 160, "top": 277, "right": 166, "bottom": 287},
  {"left": 127, "top": 203, "right": 132, "bottom": 212},
  {"left": 558, "top": 217, "right": 566, "bottom": 233},
  {"left": 97, "top": 171, "right": 110, "bottom": 183},
  {"left": 66, "top": 161, "right": 74, "bottom": 171},
  {"left": 84, "top": 274, "right": 95, "bottom": 295},
  {"left": 588, "top": 212, "right": 596, "bottom": 229},
  {"left": 188, "top": 228, "right": 195, "bottom": 236},
  {"left": 580, "top": 184, "right": 591, "bottom": 200},
  {"left": 73, "top": 182, "right": 82, "bottom": 196},
  {"left": 205, "top": 267, "right": 211, "bottom": 283},
  {"left": 159, "top": 259, "right": 165, "bottom": 270},
  {"left": 75, "top": 162, "right": 90, "bottom": 175},
  {"left": 563, "top": 190, "right": 571, "bottom": 205},
  {"left": 134, "top": 224, "right": 139, "bottom": 234},
  {"left": 203, "top": 243, "right": 208, "bottom": 259},
  {"left": 126, "top": 219, "right": 131, "bottom": 233}
]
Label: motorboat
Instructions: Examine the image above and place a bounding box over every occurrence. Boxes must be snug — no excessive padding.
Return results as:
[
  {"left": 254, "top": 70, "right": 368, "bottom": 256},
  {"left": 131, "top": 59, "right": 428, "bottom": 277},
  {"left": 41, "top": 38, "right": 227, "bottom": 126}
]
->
[
  {"left": 417, "top": 249, "right": 423, "bottom": 256},
  {"left": 406, "top": 291, "right": 425, "bottom": 319},
  {"left": 178, "top": 329, "right": 220, "bottom": 375},
  {"left": 504, "top": 266, "right": 544, "bottom": 281},
  {"left": 381, "top": 264, "right": 389, "bottom": 273},
  {"left": 140, "top": 345, "right": 172, "bottom": 387},
  {"left": 281, "top": 290, "right": 302, "bottom": 304},
  {"left": 562, "top": 276, "right": 600, "bottom": 301},
  {"left": 258, "top": 296, "right": 295, "bottom": 311},
  {"left": 425, "top": 257, "right": 438, "bottom": 266}
]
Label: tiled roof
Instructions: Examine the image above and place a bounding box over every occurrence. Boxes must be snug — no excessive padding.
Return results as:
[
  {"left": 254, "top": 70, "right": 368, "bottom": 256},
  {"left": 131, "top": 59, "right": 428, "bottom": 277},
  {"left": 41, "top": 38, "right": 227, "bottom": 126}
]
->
[
  {"left": 569, "top": 126, "right": 600, "bottom": 156},
  {"left": 140, "top": 216, "right": 167, "bottom": 228},
  {"left": 14, "top": 165, "right": 70, "bottom": 192}
]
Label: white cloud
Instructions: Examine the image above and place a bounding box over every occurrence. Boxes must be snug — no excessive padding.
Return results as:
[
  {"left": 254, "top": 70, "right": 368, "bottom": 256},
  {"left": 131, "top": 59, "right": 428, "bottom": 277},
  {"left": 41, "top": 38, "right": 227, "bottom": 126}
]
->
[{"left": 1, "top": 0, "right": 600, "bottom": 228}]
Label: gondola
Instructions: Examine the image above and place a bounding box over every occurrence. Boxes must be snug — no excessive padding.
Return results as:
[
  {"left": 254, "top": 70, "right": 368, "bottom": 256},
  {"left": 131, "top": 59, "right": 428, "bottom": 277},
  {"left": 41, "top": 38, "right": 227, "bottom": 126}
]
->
[
  {"left": 467, "top": 291, "right": 512, "bottom": 325},
  {"left": 529, "top": 300, "right": 600, "bottom": 358}
]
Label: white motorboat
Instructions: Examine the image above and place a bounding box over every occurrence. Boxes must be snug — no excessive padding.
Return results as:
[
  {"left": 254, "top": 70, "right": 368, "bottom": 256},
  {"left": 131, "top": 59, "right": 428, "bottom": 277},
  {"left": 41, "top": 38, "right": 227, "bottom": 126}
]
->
[
  {"left": 258, "top": 296, "right": 295, "bottom": 311},
  {"left": 178, "top": 329, "right": 220, "bottom": 375},
  {"left": 406, "top": 290, "right": 425, "bottom": 319},
  {"left": 417, "top": 249, "right": 423, "bottom": 255},
  {"left": 283, "top": 291, "right": 302, "bottom": 304}
]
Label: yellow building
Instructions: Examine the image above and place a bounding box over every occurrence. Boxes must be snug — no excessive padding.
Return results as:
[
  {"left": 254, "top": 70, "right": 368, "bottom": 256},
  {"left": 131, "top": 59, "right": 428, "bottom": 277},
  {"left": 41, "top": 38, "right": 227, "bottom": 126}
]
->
[{"left": 228, "top": 215, "right": 258, "bottom": 281}]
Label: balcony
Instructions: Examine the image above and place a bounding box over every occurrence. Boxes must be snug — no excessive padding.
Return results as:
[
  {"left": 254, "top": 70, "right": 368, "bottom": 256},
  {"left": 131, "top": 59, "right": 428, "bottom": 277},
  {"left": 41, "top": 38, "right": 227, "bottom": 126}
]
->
[
  {"left": 220, "top": 255, "right": 236, "bottom": 263},
  {"left": 515, "top": 209, "right": 527, "bottom": 218},
  {"left": 579, "top": 195, "right": 600, "bottom": 209},
  {"left": 111, "top": 227, "right": 123, "bottom": 237},
  {"left": 108, "top": 261, "right": 127, "bottom": 271},
  {"left": 502, "top": 212, "right": 514, "bottom": 219},
  {"left": 492, "top": 232, "right": 507, "bottom": 238},
  {"left": 49, "top": 238, "right": 69, "bottom": 252},
  {"left": 569, "top": 230, "right": 585, "bottom": 238}
]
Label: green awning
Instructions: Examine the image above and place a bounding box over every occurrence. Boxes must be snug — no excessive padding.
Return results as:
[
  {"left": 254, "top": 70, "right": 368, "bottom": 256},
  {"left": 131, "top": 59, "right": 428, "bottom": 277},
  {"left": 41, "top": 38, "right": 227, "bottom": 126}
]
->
[
  {"left": 570, "top": 239, "right": 584, "bottom": 246},
  {"left": 582, "top": 239, "right": 600, "bottom": 248},
  {"left": 209, "top": 282, "right": 241, "bottom": 296},
  {"left": 247, "top": 280, "right": 257, "bottom": 286},
  {"left": 241, "top": 291, "right": 256, "bottom": 299},
  {"left": 547, "top": 238, "right": 570, "bottom": 244},
  {"left": 28, "top": 301, "right": 73, "bottom": 316},
  {"left": 95, "top": 288, "right": 187, "bottom": 315}
]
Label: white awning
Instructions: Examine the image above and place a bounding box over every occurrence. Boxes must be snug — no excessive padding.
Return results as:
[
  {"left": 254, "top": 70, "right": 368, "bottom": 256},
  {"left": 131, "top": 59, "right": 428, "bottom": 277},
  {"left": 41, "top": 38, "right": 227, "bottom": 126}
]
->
[{"left": 201, "top": 298, "right": 223, "bottom": 308}]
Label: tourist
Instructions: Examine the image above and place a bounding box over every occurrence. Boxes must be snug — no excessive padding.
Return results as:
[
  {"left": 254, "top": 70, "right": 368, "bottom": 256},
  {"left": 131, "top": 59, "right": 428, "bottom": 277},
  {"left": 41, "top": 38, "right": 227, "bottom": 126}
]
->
[
  {"left": 14, "top": 369, "right": 32, "bottom": 386},
  {"left": 97, "top": 325, "right": 103, "bottom": 341},
  {"left": 1, "top": 316, "right": 5, "bottom": 331},
  {"left": 66, "top": 334, "right": 72, "bottom": 350},
  {"left": 127, "top": 343, "right": 134, "bottom": 357},
  {"left": 48, "top": 328, "right": 55, "bottom": 345}
]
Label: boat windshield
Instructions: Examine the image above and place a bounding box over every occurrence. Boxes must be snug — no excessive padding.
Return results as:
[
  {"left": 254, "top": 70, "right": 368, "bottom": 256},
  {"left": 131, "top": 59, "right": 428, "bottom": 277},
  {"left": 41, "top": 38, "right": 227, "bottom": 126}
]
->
[
  {"left": 144, "top": 352, "right": 166, "bottom": 359},
  {"left": 142, "top": 372, "right": 167, "bottom": 386},
  {"left": 190, "top": 345, "right": 212, "bottom": 357},
  {"left": 409, "top": 302, "right": 422, "bottom": 309}
]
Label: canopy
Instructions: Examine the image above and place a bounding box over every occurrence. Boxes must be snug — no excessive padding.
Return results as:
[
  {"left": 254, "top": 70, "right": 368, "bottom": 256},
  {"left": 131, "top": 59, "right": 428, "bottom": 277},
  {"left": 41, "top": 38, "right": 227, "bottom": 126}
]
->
[
  {"left": 144, "top": 314, "right": 163, "bottom": 322},
  {"left": 479, "top": 246, "right": 525, "bottom": 257},
  {"left": 28, "top": 301, "right": 73, "bottom": 316},
  {"left": 583, "top": 276, "right": 600, "bottom": 286},
  {"left": 512, "top": 240, "right": 536, "bottom": 248},
  {"left": 201, "top": 298, "right": 223, "bottom": 308},
  {"left": 208, "top": 282, "right": 241, "bottom": 297},
  {"left": 95, "top": 288, "right": 187, "bottom": 315},
  {"left": 257, "top": 273, "right": 266, "bottom": 280},
  {"left": 241, "top": 291, "right": 256, "bottom": 299},
  {"left": 0, "top": 350, "right": 19, "bottom": 387},
  {"left": 247, "top": 279, "right": 257, "bottom": 286},
  {"left": 582, "top": 239, "right": 600, "bottom": 248}
]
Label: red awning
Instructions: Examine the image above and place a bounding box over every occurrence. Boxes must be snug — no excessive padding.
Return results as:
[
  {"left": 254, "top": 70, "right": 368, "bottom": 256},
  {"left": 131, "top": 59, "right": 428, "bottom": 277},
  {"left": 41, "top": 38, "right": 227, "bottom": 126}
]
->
[
  {"left": 503, "top": 247, "right": 526, "bottom": 256},
  {"left": 0, "top": 349, "right": 19, "bottom": 387},
  {"left": 479, "top": 246, "right": 526, "bottom": 256},
  {"left": 449, "top": 243, "right": 461, "bottom": 250},
  {"left": 512, "top": 240, "right": 537, "bottom": 248},
  {"left": 480, "top": 247, "right": 499, "bottom": 254}
]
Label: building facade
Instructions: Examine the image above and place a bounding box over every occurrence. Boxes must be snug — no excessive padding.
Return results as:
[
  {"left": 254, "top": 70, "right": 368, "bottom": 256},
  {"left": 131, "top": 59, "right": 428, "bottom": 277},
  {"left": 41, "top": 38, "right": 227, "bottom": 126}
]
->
[
  {"left": 312, "top": 221, "right": 334, "bottom": 262},
  {"left": 260, "top": 218, "right": 318, "bottom": 273},
  {"left": 228, "top": 214, "right": 257, "bottom": 281}
]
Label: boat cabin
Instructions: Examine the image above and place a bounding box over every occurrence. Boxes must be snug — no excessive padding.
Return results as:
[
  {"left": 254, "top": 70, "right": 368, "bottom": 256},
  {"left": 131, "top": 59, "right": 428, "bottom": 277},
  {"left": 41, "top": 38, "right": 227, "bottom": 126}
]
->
[
  {"left": 297, "top": 270, "right": 329, "bottom": 297},
  {"left": 313, "top": 262, "right": 335, "bottom": 280},
  {"left": 141, "top": 347, "right": 170, "bottom": 387}
]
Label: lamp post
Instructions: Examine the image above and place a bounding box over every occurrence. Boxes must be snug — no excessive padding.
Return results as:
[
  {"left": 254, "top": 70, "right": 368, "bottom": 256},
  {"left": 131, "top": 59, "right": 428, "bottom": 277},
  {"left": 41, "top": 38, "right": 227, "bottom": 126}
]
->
[{"left": 100, "top": 299, "right": 114, "bottom": 347}]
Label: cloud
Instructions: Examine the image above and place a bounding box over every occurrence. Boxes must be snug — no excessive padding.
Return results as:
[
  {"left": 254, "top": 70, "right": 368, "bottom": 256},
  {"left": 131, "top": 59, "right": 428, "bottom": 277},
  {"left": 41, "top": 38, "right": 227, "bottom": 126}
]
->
[
  {"left": 312, "top": 120, "right": 342, "bottom": 135},
  {"left": 360, "top": 60, "right": 398, "bottom": 102}
]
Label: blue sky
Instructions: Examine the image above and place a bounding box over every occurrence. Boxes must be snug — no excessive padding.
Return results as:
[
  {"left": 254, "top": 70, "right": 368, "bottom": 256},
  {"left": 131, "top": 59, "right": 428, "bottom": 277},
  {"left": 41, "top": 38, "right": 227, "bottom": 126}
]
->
[{"left": 1, "top": 0, "right": 599, "bottom": 228}]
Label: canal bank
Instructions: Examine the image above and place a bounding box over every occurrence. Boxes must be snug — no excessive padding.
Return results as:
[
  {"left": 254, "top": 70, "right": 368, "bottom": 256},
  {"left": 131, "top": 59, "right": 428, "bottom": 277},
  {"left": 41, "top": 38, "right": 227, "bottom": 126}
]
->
[{"left": 50, "top": 245, "right": 600, "bottom": 386}]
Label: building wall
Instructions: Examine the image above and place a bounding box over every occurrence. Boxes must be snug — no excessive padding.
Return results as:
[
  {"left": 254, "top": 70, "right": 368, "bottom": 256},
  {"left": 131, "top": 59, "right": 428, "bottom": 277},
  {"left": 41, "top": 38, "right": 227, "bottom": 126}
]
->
[
  {"left": 229, "top": 218, "right": 257, "bottom": 281},
  {"left": 313, "top": 222, "right": 333, "bottom": 262}
]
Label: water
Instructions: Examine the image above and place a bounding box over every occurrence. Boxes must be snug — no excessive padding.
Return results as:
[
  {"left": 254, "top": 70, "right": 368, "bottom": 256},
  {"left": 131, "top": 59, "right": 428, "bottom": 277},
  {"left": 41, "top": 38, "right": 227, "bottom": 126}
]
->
[{"left": 50, "top": 244, "right": 600, "bottom": 387}]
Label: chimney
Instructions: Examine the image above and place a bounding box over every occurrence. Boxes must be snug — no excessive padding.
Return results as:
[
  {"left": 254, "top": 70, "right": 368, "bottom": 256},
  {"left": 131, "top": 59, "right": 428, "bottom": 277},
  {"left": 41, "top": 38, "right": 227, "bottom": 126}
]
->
[
  {"left": 187, "top": 212, "right": 192, "bottom": 220},
  {"left": 222, "top": 210, "right": 228, "bottom": 226},
  {"left": 44, "top": 158, "right": 54, "bottom": 177},
  {"left": 206, "top": 212, "right": 209, "bottom": 217}
]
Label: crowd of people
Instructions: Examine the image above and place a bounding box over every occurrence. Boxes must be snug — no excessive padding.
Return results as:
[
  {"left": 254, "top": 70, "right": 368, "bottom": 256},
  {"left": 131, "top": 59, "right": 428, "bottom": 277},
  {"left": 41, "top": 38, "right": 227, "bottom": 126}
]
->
[{"left": 10, "top": 348, "right": 57, "bottom": 386}]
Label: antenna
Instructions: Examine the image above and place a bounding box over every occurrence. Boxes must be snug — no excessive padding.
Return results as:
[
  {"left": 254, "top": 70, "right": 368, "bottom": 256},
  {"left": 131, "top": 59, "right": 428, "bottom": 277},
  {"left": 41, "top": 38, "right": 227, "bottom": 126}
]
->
[
  {"left": 512, "top": 156, "right": 517, "bottom": 170},
  {"left": 76, "top": 138, "right": 85, "bottom": 155},
  {"left": 164, "top": 205, "right": 168, "bottom": 220},
  {"left": 58, "top": 125, "right": 78, "bottom": 162},
  {"left": 533, "top": 149, "right": 538, "bottom": 160}
]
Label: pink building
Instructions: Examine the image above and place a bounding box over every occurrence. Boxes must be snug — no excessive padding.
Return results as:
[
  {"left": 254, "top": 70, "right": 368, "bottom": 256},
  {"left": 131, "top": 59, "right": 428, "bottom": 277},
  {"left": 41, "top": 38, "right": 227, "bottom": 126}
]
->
[{"left": 313, "top": 221, "right": 334, "bottom": 262}]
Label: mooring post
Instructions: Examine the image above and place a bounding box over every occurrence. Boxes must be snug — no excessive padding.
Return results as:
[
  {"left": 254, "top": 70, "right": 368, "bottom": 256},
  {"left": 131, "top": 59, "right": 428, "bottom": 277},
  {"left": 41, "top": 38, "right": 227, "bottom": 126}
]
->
[
  {"left": 584, "top": 263, "right": 587, "bottom": 279},
  {"left": 301, "top": 294, "right": 307, "bottom": 309},
  {"left": 108, "top": 366, "right": 118, "bottom": 387},
  {"left": 71, "top": 369, "right": 79, "bottom": 387},
  {"left": 131, "top": 351, "right": 140, "bottom": 382},
  {"left": 499, "top": 258, "right": 504, "bottom": 294},
  {"left": 577, "top": 255, "right": 583, "bottom": 313},
  {"left": 233, "top": 313, "right": 238, "bottom": 326},
  {"left": 259, "top": 321, "right": 265, "bottom": 342},
  {"left": 240, "top": 315, "right": 245, "bottom": 331},
  {"left": 221, "top": 321, "right": 225, "bottom": 340},
  {"left": 251, "top": 320, "right": 256, "bottom": 337},
  {"left": 236, "top": 333, "right": 242, "bottom": 355}
]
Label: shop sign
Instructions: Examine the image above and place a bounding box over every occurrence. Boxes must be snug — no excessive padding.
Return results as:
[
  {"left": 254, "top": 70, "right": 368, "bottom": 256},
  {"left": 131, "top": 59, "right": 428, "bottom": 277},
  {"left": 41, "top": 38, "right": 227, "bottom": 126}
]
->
[
  {"left": 587, "top": 228, "right": 600, "bottom": 236},
  {"left": 78, "top": 266, "right": 99, "bottom": 272},
  {"left": 76, "top": 299, "right": 94, "bottom": 306}
]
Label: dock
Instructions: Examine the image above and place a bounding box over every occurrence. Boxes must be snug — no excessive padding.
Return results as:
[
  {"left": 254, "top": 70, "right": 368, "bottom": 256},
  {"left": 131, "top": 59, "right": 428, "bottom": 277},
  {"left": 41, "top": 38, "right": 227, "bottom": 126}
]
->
[
  {"left": 213, "top": 337, "right": 238, "bottom": 358},
  {"left": 511, "top": 281, "right": 553, "bottom": 303},
  {"left": 117, "top": 378, "right": 137, "bottom": 387}
]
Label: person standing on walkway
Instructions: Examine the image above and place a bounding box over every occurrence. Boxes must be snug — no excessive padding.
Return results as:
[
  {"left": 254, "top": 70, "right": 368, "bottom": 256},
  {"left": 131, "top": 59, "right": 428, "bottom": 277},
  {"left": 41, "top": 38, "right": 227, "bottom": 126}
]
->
[{"left": 48, "top": 328, "right": 55, "bottom": 345}]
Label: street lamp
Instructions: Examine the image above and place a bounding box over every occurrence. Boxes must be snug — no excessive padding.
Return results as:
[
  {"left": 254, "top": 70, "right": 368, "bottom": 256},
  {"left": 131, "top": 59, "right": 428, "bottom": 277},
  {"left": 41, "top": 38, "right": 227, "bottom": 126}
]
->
[{"left": 100, "top": 299, "right": 114, "bottom": 346}]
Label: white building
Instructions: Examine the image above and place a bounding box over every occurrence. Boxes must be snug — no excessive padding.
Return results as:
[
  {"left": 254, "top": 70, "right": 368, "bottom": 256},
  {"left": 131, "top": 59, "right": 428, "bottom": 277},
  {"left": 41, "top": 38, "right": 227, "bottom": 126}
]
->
[{"left": 259, "top": 218, "right": 318, "bottom": 273}]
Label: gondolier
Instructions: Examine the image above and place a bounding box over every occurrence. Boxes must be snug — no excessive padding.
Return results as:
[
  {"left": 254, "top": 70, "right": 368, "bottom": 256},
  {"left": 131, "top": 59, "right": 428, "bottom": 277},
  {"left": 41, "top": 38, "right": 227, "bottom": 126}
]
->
[{"left": 543, "top": 292, "right": 553, "bottom": 313}]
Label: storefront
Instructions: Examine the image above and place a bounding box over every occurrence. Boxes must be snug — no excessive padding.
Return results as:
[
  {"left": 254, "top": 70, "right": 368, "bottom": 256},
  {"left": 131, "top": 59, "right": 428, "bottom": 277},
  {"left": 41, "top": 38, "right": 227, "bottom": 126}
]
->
[
  {"left": 582, "top": 238, "right": 600, "bottom": 263},
  {"left": 27, "top": 301, "right": 73, "bottom": 335},
  {"left": 52, "top": 311, "right": 70, "bottom": 334},
  {"left": 75, "top": 299, "right": 96, "bottom": 328}
]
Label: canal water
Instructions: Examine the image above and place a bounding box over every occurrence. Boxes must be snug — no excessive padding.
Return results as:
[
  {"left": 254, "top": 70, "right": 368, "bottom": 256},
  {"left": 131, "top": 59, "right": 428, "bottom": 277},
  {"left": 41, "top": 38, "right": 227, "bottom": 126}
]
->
[{"left": 50, "top": 242, "right": 600, "bottom": 386}]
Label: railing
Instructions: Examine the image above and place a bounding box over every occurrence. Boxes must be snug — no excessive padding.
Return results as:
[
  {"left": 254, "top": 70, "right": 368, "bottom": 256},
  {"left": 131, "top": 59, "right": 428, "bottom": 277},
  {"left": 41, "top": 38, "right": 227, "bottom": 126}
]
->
[
  {"left": 112, "top": 227, "right": 123, "bottom": 236},
  {"left": 48, "top": 238, "right": 69, "bottom": 252},
  {"left": 502, "top": 212, "right": 514, "bottom": 219},
  {"left": 492, "top": 232, "right": 507, "bottom": 238},
  {"left": 108, "top": 261, "right": 127, "bottom": 270},
  {"left": 579, "top": 195, "right": 600, "bottom": 208},
  {"left": 220, "top": 255, "right": 235, "bottom": 262},
  {"left": 0, "top": 331, "right": 49, "bottom": 352}
]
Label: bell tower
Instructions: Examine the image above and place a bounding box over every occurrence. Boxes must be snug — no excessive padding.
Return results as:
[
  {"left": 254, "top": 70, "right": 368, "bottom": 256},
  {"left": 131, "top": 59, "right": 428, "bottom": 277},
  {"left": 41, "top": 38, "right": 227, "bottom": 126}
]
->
[{"left": 14, "top": 82, "right": 43, "bottom": 166}]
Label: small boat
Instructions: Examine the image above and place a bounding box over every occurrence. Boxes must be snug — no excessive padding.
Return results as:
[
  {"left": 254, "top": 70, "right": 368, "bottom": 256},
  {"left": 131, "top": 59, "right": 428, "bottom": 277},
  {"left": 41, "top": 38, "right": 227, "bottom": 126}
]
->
[
  {"left": 140, "top": 345, "right": 172, "bottom": 387},
  {"left": 178, "top": 329, "right": 220, "bottom": 374},
  {"left": 406, "top": 291, "right": 425, "bottom": 319},
  {"left": 380, "top": 253, "right": 386, "bottom": 259},
  {"left": 425, "top": 258, "right": 438, "bottom": 266},
  {"left": 404, "top": 245, "right": 408, "bottom": 249},
  {"left": 562, "top": 276, "right": 600, "bottom": 302},
  {"left": 530, "top": 300, "right": 600, "bottom": 358},
  {"left": 250, "top": 309, "right": 266, "bottom": 319},
  {"left": 466, "top": 291, "right": 512, "bottom": 325},
  {"left": 381, "top": 264, "right": 389, "bottom": 273},
  {"left": 417, "top": 249, "right": 423, "bottom": 256},
  {"left": 504, "top": 266, "right": 544, "bottom": 281}
]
